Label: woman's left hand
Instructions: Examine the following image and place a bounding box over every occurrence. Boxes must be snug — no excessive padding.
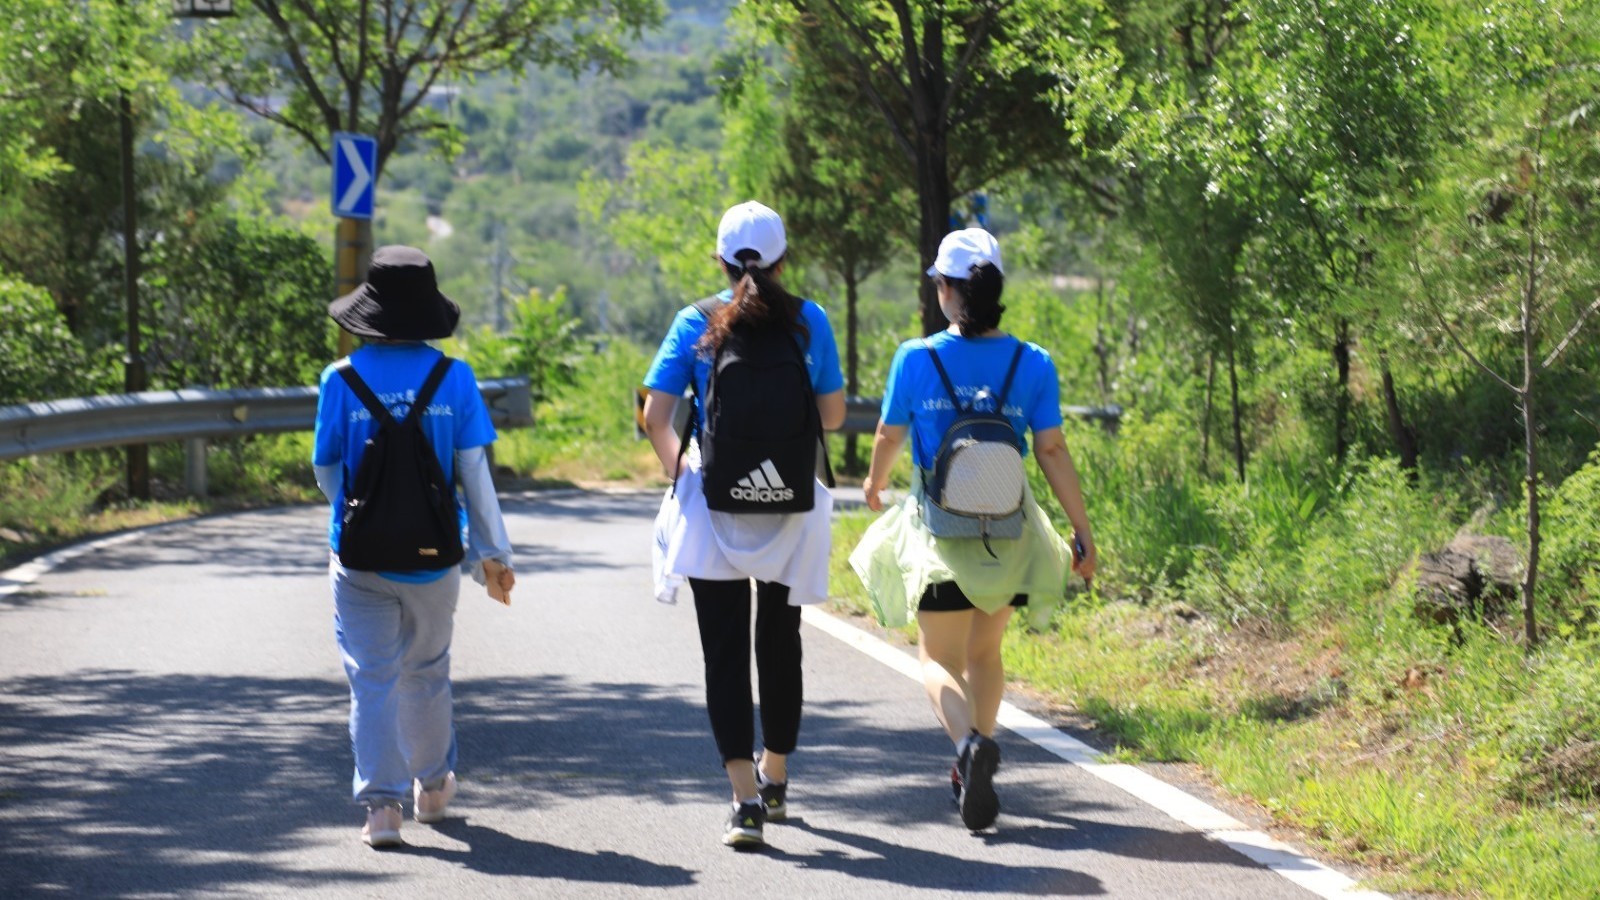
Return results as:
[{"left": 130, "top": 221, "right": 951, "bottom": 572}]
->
[{"left": 1071, "top": 533, "right": 1097, "bottom": 582}]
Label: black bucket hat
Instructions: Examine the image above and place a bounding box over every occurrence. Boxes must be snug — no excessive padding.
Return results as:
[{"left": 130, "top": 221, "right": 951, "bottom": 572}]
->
[{"left": 328, "top": 245, "right": 461, "bottom": 341}]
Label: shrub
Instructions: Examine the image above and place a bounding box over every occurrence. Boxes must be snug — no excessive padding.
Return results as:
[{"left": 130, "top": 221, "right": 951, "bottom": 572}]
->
[{"left": 0, "top": 273, "right": 114, "bottom": 404}]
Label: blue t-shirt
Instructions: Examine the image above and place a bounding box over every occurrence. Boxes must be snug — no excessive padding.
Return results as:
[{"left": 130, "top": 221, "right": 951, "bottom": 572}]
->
[
  {"left": 881, "top": 330, "right": 1063, "bottom": 471},
  {"left": 642, "top": 289, "right": 845, "bottom": 417},
  {"left": 313, "top": 344, "right": 498, "bottom": 583}
]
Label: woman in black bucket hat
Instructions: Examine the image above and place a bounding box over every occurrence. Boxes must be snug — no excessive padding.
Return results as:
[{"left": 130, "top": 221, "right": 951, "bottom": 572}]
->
[{"left": 312, "top": 245, "right": 517, "bottom": 848}]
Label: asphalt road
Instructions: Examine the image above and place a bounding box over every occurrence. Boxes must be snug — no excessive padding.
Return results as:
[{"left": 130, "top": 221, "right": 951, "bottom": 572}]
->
[{"left": 0, "top": 490, "right": 1333, "bottom": 898}]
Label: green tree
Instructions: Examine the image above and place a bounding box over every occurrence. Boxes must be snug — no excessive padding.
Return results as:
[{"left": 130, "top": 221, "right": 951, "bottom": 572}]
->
[
  {"left": 577, "top": 141, "right": 733, "bottom": 309},
  {"left": 191, "top": 0, "right": 665, "bottom": 350},
  {"left": 195, "top": 0, "right": 662, "bottom": 173},
  {"left": 1409, "top": 0, "right": 1600, "bottom": 648},
  {"left": 759, "top": 63, "right": 906, "bottom": 468},
  {"left": 1233, "top": 0, "right": 1449, "bottom": 468},
  {"left": 1056, "top": 0, "right": 1264, "bottom": 479},
  {"left": 743, "top": 0, "right": 1099, "bottom": 335}
]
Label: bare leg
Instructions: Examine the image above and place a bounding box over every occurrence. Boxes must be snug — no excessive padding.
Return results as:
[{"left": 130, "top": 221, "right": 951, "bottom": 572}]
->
[
  {"left": 758, "top": 750, "right": 787, "bottom": 784},
  {"left": 725, "top": 759, "right": 758, "bottom": 803},
  {"left": 965, "top": 606, "right": 1014, "bottom": 737},
  {"left": 917, "top": 609, "right": 977, "bottom": 746}
]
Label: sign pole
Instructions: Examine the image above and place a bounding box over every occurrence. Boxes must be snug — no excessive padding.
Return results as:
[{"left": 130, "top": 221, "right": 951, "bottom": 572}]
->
[{"left": 335, "top": 217, "right": 365, "bottom": 357}]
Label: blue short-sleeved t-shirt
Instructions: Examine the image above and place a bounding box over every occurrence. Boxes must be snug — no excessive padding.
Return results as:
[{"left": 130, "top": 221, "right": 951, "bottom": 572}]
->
[
  {"left": 313, "top": 344, "right": 498, "bottom": 583},
  {"left": 642, "top": 289, "right": 845, "bottom": 418},
  {"left": 881, "top": 330, "right": 1063, "bottom": 471}
]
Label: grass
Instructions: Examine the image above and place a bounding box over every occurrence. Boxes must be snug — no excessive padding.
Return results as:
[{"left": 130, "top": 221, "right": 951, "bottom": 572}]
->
[
  {"left": 936, "top": 569, "right": 1600, "bottom": 896},
  {"left": 828, "top": 437, "right": 1600, "bottom": 898}
]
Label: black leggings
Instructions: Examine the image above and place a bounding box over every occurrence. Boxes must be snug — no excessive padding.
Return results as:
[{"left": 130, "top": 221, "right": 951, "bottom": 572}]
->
[{"left": 689, "top": 578, "right": 802, "bottom": 765}]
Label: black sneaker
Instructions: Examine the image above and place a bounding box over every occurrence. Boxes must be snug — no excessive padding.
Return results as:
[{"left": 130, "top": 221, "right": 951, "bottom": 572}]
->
[
  {"left": 722, "top": 800, "right": 766, "bottom": 848},
  {"left": 957, "top": 734, "right": 1001, "bottom": 831},
  {"left": 755, "top": 765, "right": 788, "bottom": 821},
  {"left": 950, "top": 762, "right": 962, "bottom": 803}
]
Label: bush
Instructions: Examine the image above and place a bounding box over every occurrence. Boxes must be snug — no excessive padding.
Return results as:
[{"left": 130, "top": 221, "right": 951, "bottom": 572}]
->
[
  {"left": 1540, "top": 448, "right": 1600, "bottom": 623},
  {"left": 1503, "top": 646, "right": 1600, "bottom": 802},
  {"left": 449, "top": 287, "right": 582, "bottom": 402},
  {"left": 0, "top": 273, "right": 115, "bottom": 404},
  {"left": 142, "top": 214, "right": 334, "bottom": 390}
]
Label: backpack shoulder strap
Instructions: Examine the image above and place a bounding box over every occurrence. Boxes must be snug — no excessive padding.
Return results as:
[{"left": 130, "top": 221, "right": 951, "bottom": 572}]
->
[
  {"left": 403, "top": 356, "right": 455, "bottom": 426},
  {"left": 692, "top": 296, "right": 722, "bottom": 321},
  {"left": 995, "top": 340, "right": 1027, "bottom": 409},
  {"left": 670, "top": 299, "right": 721, "bottom": 497},
  {"left": 334, "top": 359, "right": 396, "bottom": 429},
  {"left": 922, "top": 339, "right": 964, "bottom": 411}
]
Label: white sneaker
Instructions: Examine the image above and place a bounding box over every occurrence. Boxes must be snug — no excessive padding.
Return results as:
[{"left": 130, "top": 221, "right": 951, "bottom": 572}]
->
[
  {"left": 413, "top": 771, "right": 457, "bottom": 824},
  {"left": 362, "top": 803, "right": 403, "bottom": 848}
]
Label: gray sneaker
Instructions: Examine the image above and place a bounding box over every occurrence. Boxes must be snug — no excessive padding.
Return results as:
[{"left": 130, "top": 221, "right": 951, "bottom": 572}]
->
[
  {"left": 722, "top": 800, "right": 767, "bottom": 848},
  {"left": 957, "top": 734, "right": 1001, "bottom": 831},
  {"left": 755, "top": 764, "right": 788, "bottom": 821}
]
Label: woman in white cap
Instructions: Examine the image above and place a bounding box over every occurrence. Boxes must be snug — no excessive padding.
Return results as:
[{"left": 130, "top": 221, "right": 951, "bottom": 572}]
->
[
  {"left": 641, "top": 201, "right": 845, "bottom": 848},
  {"left": 850, "top": 227, "right": 1096, "bottom": 832},
  {"left": 312, "top": 245, "right": 517, "bottom": 848}
]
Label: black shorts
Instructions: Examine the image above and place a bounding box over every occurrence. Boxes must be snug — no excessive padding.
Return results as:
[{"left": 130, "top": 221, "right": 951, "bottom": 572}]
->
[{"left": 917, "top": 581, "right": 1028, "bottom": 612}]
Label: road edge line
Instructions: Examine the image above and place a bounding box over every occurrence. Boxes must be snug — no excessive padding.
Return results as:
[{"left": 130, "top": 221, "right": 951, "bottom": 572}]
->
[
  {"left": 0, "top": 524, "right": 192, "bottom": 598},
  {"left": 799, "top": 604, "right": 1390, "bottom": 900}
]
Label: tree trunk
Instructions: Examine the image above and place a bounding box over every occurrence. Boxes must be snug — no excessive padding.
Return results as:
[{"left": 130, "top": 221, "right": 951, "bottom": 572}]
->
[
  {"left": 1333, "top": 318, "right": 1351, "bottom": 464},
  {"left": 916, "top": 151, "right": 952, "bottom": 336},
  {"left": 1521, "top": 387, "right": 1541, "bottom": 650},
  {"left": 844, "top": 265, "right": 861, "bottom": 473},
  {"left": 1200, "top": 349, "right": 1216, "bottom": 477},
  {"left": 1227, "top": 332, "right": 1245, "bottom": 481},
  {"left": 912, "top": 17, "right": 951, "bottom": 337},
  {"left": 1094, "top": 278, "right": 1112, "bottom": 403},
  {"left": 1378, "top": 352, "right": 1418, "bottom": 472}
]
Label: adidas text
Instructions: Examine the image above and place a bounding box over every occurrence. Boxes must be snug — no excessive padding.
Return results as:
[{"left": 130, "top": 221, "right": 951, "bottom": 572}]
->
[{"left": 730, "top": 485, "right": 795, "bottom": 503}]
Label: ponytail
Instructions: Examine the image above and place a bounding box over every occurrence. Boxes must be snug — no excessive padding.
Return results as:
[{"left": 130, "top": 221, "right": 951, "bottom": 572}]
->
[
  {"left": 948, "top": 261, "right": 1005, "bottom": 336},
  {"left": 697, "top": 249, "right": 809, "bottom": 353}
]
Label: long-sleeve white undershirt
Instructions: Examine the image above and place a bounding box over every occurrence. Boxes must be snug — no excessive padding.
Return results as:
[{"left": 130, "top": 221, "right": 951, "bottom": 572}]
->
[{"left": 314, "top": 446, "right": 513, "bottom": 583}]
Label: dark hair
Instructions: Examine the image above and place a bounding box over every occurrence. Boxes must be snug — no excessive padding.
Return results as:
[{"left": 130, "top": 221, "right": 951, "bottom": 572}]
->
[
  {"left": 697, "top": 248, "right": 809, "bottom": 353},
  {"left": 944, "top": 262, "right": 1005, "bottom": 336}
]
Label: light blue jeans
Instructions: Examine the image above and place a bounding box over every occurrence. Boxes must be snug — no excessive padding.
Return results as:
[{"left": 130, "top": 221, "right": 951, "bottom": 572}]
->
[{"left": 330, "top": 560, "right": 460, "bottom": 806}]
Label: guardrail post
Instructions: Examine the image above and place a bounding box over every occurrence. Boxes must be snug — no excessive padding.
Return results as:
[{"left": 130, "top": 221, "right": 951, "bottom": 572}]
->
[{"left": 185, "top": 437, "right": 207, "bottom": 498}]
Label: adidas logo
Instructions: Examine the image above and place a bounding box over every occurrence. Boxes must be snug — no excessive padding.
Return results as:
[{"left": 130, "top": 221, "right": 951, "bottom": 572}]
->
[{"left": 729, "top": 459, "right": 796, "bottom": 503}]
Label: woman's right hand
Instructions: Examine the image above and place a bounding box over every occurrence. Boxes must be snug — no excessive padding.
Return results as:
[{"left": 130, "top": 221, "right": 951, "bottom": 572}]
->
[{"left": 863, "top": 477, "right": 884, "bottom": 512}]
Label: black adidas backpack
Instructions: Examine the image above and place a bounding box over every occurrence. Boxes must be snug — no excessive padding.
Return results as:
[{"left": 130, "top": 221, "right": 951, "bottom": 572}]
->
[
  {"left": 334, "top": 356, "right": 465, "bottom": 571},
  {"left": 919, "top": 338, "right": 1028, "bottom": 555},
  {"left": 679, "top": 296, "right": 831, "bottom": 514}
]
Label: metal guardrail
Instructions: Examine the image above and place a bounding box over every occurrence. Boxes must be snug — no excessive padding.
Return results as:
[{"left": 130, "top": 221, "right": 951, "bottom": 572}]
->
[
  {"left": 639, "top": 394, "right": 1121, "bottom": 440},
  {"left": 841, "top": 398, "right": 1123, "bottom": 435},
  {"left": 0, "top": 378, "right": 534, "bottom": 494}
]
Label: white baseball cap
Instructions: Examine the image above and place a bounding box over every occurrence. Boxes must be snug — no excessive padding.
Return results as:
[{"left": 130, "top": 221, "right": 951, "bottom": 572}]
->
[
  {"left": 717, "top": 201, "right": 787, "bottom": 269},
  {"left": 926, "top": 227, "right": 1004, "bottom": 279}
]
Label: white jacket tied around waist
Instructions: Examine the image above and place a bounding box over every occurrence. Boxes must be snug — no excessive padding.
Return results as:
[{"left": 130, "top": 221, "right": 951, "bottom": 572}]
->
[{"left": 653, "top": 447, "right": 833, "bottom": 606}]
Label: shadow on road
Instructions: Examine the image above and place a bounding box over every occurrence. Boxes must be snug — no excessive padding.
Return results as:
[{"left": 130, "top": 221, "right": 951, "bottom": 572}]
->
[
  {"left": 0, "top": 668, "right": 706, "bottom": 896},
  {"left": 406, "top": 820, "right": 696, "bottom": 885}
]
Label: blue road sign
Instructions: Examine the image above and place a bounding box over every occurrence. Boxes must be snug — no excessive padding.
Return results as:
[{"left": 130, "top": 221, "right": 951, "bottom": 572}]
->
[{"left": 332, "top": 132, "right": 377, "bottom": 219}]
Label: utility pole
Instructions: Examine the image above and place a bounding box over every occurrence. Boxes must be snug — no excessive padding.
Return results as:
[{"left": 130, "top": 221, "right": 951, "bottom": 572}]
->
[
  {"left": 119, "top": 86, "right": 149, "bottom": 501},
  {"left": 491, "top": 221, "right": 510, "bottom": 332}
]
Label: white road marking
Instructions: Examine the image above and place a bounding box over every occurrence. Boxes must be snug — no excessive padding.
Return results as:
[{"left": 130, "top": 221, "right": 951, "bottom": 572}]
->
[{"left": 800, "top": 604, "right": 1391, "bottom": 900}]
